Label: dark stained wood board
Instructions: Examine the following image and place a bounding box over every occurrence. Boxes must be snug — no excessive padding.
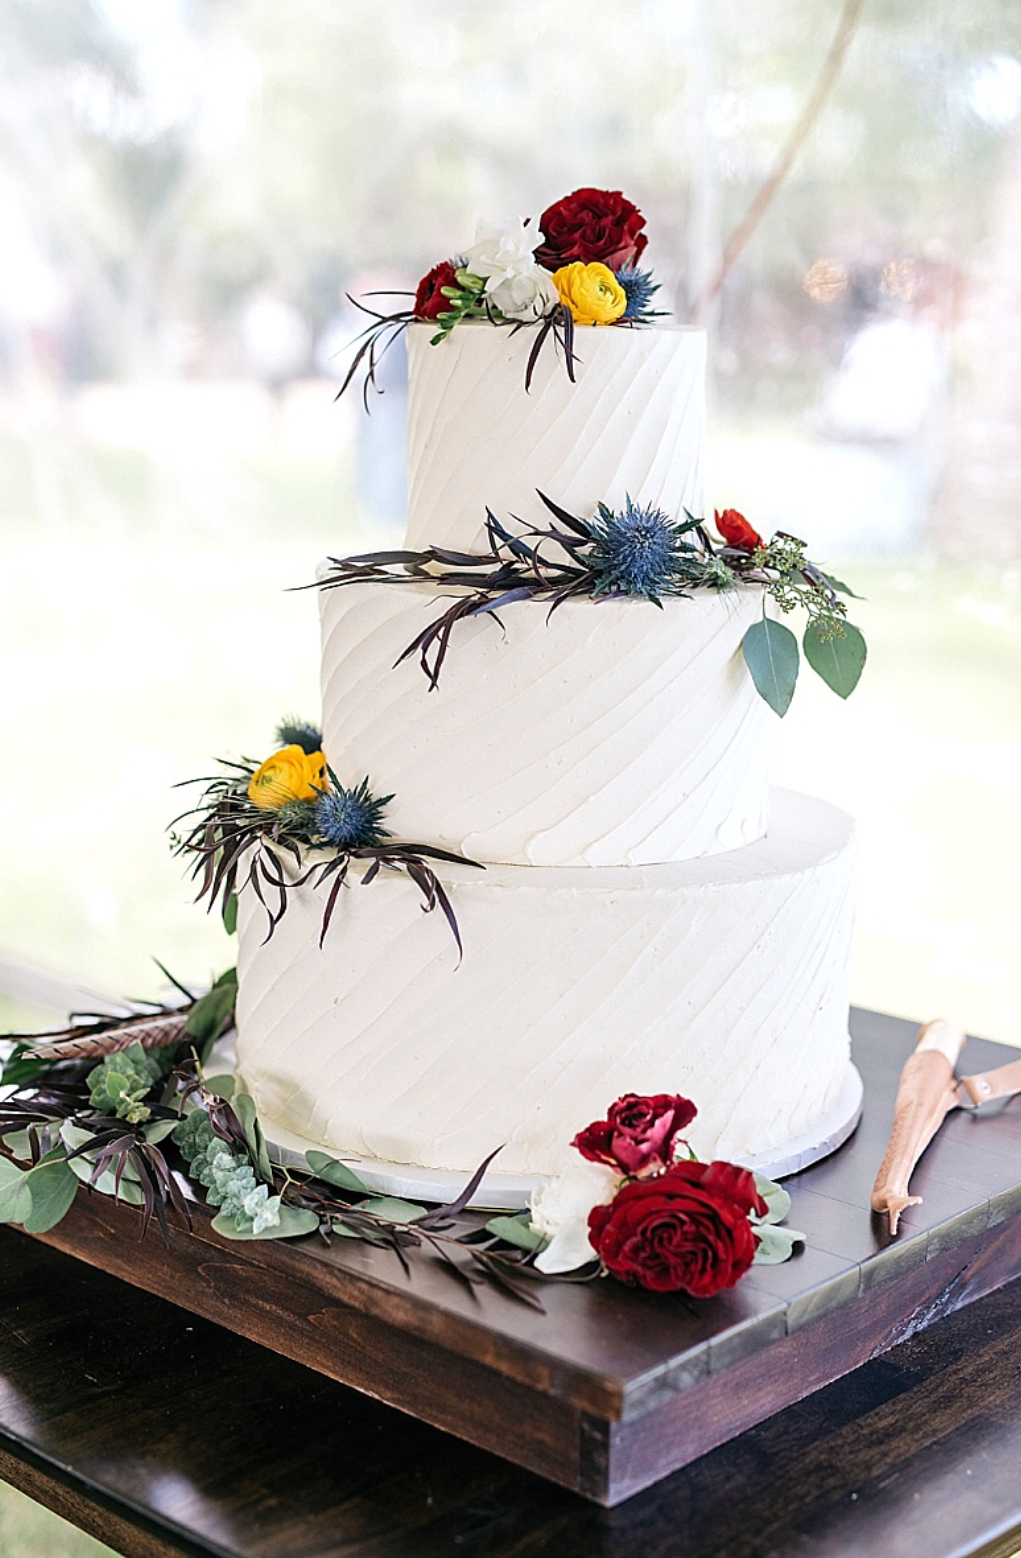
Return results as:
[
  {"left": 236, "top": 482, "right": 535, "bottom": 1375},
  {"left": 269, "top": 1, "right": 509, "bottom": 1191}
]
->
[
  {"left": 4, "top": 1235, "right": 1021, "bottom": 1558},
  {"left": 10, "top": 1008, "right": 1021, "bottom": 1507}
]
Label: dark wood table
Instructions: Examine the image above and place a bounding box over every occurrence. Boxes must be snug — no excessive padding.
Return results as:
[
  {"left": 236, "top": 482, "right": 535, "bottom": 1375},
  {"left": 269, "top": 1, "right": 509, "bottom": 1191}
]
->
[
  {"left": 2, "top": 1009, "right": 1021, "bottom": 1558},
  {"left": 2, "top": 1233, "right": 1021, "bottom": 1558}
]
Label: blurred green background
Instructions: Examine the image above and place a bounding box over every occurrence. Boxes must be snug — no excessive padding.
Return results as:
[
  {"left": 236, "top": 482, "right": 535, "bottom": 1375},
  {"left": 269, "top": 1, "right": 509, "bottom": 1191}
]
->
[{"left": 2, "top": 0, "right": 1020, "bottom": 1552}]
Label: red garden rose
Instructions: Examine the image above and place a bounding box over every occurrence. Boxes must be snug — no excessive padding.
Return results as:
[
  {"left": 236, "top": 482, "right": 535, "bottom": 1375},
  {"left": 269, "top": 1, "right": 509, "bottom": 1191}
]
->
[
  {"left": 413, "top": 260, "right": 458, "bottom": 321},
  {"left": 534, "top": 188, "right": 648, "bottom": 273},
  {"left": 715, "top": 508, "right": 764, "bottom": 553},
  {"left": 573, "top": 1093, "right": 697, "bottom": 1178},
  {"left": 587, "top": 1160, "right": 768, "bottom": 1297}
]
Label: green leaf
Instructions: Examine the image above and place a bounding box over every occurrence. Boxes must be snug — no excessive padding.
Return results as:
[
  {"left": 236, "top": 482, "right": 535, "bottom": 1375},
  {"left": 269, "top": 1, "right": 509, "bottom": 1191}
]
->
[
  {"left": 486, "top": 1213, "right": 547, "bottom": 1253},
  {"left": 358, "top": 1196, "right": 427, "bottom": 1224},
  {"left": 202, "top": 1074, "right": 236, "bottom": 1101},
  {"left": 305, "top": 1149, "right": 371, "bottom": 1195},
  {"left": 232, "top": 1091, "right": 274, "bottom": 1184},
  {"left": 753, "top": 1223, "right": 806, "bottom": 1265},
  {"left": 0, "top": 1158, "right": 32, "bottom": 1225},
  {"left": 222, "top": 892, "right": 238, "bottom": 935},
  {"left": 142, "top": 1118, "right": 180, "bottom": 1145},
  {"left": 22, "top": 1154, "right": 79, "bottom": 1233},
  {"left": 803, "top": 621, "right": 867, "bottom": 699},
  {"left": 819, "top": 571, "right": 864, "bottom": 599},
  {"left": 185, "top": 968, "right": 237, "bottom": 1045},
  {"left": 211, "top": 1205, "right": 319, "bottom": 1241},
  {"left": 2, "top": 1129, "right": 35, "bottom": 1163},
  {"left": 742, "top": 618, "right": 800, "bottom": 717},
  {"left": 1, "top": 1045, "right": 52, "bottom": 1087},
  {"left": 67, "top": 1156, "right": 145, "bottom": 1205},
  {"left": 752, "top": 1172, "right": 791, "bottom": 1226}
]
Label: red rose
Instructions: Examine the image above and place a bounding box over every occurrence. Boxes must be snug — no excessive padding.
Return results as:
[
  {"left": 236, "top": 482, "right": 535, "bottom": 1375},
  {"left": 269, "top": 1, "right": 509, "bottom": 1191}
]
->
[
  {"left": 534, "top": 188, "right": 648, "bottom": 273},
  {"left": 715, "top": 508, "right": 763, "bottom": 553},
  {"left": 573, "top": 1093, "right": 697, "bottom": 1178},
  {"left": 588, "top": 1160, "right": 768, "bottom": 1297},
  {"left": 413, "top": 261, "right": 458, "bottom": 321}
]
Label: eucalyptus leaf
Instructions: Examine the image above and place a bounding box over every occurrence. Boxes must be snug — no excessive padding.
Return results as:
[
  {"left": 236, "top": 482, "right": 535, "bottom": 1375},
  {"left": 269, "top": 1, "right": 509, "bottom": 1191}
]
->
[
  {"left": 202, "top": 1074, "right": 236, "bottom": 1102},
  {"left": 752, "top": 1222, "right": 806, "bottom": 1265},
  {"left": 222, "top": 891, "right": 238, "bottom": 935},
  {"left": 358, "top": 1195, "right": 427, "bottom": 1224},
  {"left": 305, "top": 1149, "right": 371, "bottom": 1195},
  {"left": 0, "top": 1158, "right": 32, "bottom": 1225},
  {"left": 232, "top": 1091, "right": 274, "bottom": 1183},
  {"left": 68, "top": 1156, "right": 145, "bottom": 1205},
  {"left": 59, "top": 1121, "right": 96, "bottom": 1152},
  {"left": 742, "top": 618, "right": 799, "bottom": 717},
  {"left": 486, "top": 1213, "right": 546, "bottom": 1253},
  {"left": 2, "top": 1129, "right": 36, "bottom": 1163},
  {"left": 22, "top": 1154, "right": 78, "bottom": 1233},
  {"left": 803, "top": 620, "right": 866, "bottom": 699},
  {"left": 819, "top": 570, "right": 864, "bottom": 599},
  {"left": 752, "top": 1172, "right": 791, "bottom": 1226},
  {"left": 211, "top": 1205, "right": 319, "bottom": 1241},
  {"left": 142, "top": 1118, "right": 180, "bottom": 1145}
]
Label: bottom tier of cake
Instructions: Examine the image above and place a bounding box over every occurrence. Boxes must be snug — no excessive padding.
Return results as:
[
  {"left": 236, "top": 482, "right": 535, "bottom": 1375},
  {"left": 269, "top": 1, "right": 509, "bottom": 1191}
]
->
[{"left": 235, "top": 789, "right": 856, "bottom": 1179}]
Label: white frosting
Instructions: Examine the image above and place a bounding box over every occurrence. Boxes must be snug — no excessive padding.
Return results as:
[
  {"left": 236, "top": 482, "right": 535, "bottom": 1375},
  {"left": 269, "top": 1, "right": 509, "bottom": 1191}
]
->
[
  {"left": 235, "top": 790, "right": 855, "bottom": 1178},
  {"left": 320, "top": 579, "right": 773, "bottom": 866},
  {"left": 405, "top": 322, "right": 706, "bottom": 554}
]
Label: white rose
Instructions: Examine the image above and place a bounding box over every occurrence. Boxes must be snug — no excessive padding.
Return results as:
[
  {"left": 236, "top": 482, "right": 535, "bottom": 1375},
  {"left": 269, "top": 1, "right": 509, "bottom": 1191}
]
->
[
  {"left": 463, "top": 216, "right": 537, "bottom": 282},
  {"left": 530, "top": 1156, "right": 619, "bottom": 1274},
  {"left": 485, "top": 265, "right": 559, "bottom": 322}
]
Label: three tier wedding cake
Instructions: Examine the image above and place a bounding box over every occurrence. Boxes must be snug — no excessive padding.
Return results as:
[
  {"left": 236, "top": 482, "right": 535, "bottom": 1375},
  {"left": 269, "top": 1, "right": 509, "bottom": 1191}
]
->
[{"left": 218, "top": 190, "right": 864, "bottom": 1188}]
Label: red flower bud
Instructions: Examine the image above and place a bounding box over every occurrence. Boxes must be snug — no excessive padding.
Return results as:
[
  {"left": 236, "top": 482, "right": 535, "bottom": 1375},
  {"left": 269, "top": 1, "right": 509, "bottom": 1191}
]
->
[
  {"left": 573, "top": 1092, "right": 697, "bottom": 1178},
  {"left": 715, "top": 508, "right": 764, "bottom": 552},
  {"left": 414, "top": 261, "right": 458, "bottom": 321}
]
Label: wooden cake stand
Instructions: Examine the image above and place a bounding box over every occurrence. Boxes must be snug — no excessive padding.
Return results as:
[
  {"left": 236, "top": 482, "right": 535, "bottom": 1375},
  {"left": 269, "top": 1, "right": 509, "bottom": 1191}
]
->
[{"left": 12, "top": 1008, "right": 1021, "bottom": 1508}]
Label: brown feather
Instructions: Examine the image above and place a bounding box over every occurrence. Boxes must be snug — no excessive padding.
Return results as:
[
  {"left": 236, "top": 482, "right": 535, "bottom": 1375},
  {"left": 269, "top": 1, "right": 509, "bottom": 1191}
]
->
[{"left": 28, "top": 1013, "right": 191, "bottom": 1063}]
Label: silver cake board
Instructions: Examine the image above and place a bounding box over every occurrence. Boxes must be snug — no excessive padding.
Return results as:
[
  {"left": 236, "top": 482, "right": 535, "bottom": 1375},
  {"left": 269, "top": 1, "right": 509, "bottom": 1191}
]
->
[{"left": 258, "top": 1061, "right": 865, "bottom": 1210}]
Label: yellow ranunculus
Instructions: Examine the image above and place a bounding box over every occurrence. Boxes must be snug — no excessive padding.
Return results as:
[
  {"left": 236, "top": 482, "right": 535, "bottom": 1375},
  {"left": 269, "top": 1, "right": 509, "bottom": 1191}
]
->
[
  {"left": 248, "top": 744, "right": 326, "bottom": 811},
  {"left": 552, "top": 261, "right": 627, "bottom": 326}
]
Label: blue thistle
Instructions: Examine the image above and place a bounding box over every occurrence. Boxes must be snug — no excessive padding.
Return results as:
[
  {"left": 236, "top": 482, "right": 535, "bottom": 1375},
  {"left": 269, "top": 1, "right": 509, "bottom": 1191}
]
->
[
  {"left": 315, "top": 776, "right": 392, "bottom": 850},
  {"left": 615, "top": 267, "right": 663, "bottom": 324},
  {"left": 275, "top": 717, "right": 322, "bottom": 755},
  {"left": 588, "top": 498, "right": 696, "bottom": 603}
]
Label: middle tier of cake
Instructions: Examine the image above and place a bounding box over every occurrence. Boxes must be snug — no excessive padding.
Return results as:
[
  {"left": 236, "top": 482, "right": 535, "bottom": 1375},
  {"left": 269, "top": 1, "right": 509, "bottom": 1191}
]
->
[
  {"left": 235, "top": 788, "right": 856, "bottom": 1180},
  {"left": 320, "top": 580, "right": 774, "bottom": 867}
]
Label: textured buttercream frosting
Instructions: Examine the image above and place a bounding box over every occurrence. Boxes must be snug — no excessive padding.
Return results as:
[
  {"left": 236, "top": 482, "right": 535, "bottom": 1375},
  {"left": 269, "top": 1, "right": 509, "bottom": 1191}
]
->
[
  {"left": 404, "top": 321, "right": 706, "bottom": 554},
  {"left": 236, "top": 790, "right": 855, "bottom": 1178},
  {"left": 320, "top": 579, "right": 774, "bottom": 866}
]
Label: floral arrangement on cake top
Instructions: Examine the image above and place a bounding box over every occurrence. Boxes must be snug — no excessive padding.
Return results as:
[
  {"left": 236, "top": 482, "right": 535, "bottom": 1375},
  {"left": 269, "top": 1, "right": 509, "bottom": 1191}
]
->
[
  {"left": 318, "top": 496, "right": 867, "bottom": 714},
  {"left": 0, "top": 986, "right": 801, "bottom": 1305},
  {"left": 340, "top": 187, "right": 665, "bottom": 402},
  {"left": 170, "top": 718, "right": 479, "bottom": 956}
]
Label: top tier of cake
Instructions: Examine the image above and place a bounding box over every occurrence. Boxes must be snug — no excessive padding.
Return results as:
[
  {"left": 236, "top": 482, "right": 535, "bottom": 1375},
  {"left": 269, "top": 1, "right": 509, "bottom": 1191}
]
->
[{"left": 404, "top": 321, "right": 706, "bottom": 553}]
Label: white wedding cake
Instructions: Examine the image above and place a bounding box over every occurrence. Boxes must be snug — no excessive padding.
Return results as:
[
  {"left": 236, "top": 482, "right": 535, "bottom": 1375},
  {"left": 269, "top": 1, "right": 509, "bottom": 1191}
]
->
[{"left": 233, "top": 319, "right": 858, "bottom": 1184}]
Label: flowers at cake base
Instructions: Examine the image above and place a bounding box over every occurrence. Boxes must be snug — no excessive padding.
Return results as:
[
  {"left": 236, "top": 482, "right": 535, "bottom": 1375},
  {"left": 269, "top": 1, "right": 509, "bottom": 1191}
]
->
[
  {"left": 588, "top": 1160, "right": 766, "bottom": 1297},
  {"left": 519, "top": 1091, "right": 805, "bottom": 1297}
]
